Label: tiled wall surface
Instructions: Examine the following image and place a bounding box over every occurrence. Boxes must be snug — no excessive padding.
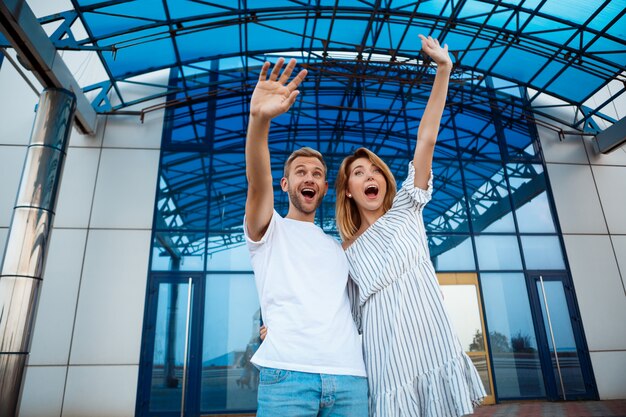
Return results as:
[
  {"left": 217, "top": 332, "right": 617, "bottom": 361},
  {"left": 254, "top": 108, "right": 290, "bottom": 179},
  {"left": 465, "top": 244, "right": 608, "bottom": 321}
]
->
[{"left": 0, "top": 54, "right": 165, "bottom": 417}]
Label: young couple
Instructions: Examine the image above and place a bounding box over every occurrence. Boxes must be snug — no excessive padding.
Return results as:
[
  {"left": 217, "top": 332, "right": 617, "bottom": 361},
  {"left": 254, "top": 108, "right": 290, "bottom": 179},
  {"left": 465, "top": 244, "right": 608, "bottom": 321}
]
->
[{"left": 244, "top": 36, "right": 485, "bottom": 417}]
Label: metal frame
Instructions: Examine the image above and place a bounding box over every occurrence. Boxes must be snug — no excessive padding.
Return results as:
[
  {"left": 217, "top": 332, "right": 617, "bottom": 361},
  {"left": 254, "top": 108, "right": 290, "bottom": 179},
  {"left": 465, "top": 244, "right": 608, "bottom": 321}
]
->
[{"left": 1, "top": 1, "right": 623, "bottom": 134}]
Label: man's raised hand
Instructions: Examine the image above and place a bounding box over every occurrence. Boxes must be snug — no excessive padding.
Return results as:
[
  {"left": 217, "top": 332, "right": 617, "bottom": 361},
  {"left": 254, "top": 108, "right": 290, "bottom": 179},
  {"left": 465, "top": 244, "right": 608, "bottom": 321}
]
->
[{"left": 249, "top": 58, "right": 308, "bottom": 120}]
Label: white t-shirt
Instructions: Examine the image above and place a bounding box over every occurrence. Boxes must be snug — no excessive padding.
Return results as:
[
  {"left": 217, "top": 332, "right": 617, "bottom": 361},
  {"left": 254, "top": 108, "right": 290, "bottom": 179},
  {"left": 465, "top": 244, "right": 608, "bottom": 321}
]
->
[{"left": 245, "top": 211, "right": 366, "bottom": 376}]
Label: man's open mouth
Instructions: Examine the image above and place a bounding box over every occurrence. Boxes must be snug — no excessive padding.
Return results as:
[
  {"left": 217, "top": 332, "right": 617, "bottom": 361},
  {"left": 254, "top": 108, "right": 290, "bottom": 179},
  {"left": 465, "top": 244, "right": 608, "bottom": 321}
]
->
[
  {"left": 301, "top": 188, "right": 316, "bottom": 199},
  {"left": 365, "top": 185, "right": 379, "bottom": 198}
]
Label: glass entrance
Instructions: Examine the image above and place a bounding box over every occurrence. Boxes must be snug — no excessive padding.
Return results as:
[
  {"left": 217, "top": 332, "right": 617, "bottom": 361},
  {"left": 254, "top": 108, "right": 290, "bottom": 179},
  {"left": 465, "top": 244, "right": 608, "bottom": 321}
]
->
[
  {"left": 137, "top": 274, "right": 203, "bottom": 417},
  {"left": 137, "top": 272, "right": 260, "bottom": 417},
  {"left": 528, "top": 273, "right": 597, "bottom": 400},
  {"left": 438, "top": 273, "right": 496, "bottom": 405}
]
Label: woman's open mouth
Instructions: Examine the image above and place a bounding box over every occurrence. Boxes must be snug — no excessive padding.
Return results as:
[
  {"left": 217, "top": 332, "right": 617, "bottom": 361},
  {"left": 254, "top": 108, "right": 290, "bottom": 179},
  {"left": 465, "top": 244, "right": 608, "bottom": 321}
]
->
[{"left": 365, "top": 185, "right": 379, "bottom": 198}]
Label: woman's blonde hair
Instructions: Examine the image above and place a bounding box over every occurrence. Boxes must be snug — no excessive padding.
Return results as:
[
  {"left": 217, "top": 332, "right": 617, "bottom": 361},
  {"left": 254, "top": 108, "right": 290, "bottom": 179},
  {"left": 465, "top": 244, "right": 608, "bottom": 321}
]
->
[{"left": 335, "top": 148, "right": 396, "bottom": 241}]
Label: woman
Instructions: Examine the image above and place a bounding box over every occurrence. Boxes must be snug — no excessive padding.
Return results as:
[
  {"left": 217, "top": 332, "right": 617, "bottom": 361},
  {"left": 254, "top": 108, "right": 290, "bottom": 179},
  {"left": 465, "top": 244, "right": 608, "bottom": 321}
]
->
[{"left": 335, "top": 35, "right": 486, "bottom": 416}]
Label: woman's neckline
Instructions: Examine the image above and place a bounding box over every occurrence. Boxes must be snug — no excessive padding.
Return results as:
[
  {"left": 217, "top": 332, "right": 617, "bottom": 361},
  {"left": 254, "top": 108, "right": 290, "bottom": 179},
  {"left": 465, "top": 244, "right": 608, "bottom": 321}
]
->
[{"left": 342, "top": 214, "right": 385, "bottom": 251}]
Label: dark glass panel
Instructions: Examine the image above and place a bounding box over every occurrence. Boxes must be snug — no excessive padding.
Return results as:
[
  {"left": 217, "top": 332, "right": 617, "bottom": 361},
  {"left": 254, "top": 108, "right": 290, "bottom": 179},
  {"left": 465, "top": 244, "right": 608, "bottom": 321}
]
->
[
  {"left": 149, "top": 281, "right": 191, "bottom": 413},
  {"left": 200, "top": 274, "right": 261, "bottom": 413},
  {"left": 481, "top": 273, "right": 546, "bottom": 398}
]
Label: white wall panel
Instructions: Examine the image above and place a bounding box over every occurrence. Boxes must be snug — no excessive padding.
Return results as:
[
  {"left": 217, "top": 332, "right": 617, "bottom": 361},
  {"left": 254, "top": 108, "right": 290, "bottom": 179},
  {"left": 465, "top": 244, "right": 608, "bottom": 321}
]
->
[
  {"left": 18, "top": 366, "right": 67, "bottom": 417},
  {"left": 0, "top": 145, "right": 28, "bottom": 227},
  {"left": 537, "top": 126, "right": 589, "bottom": 164},
  {"left": 103, "top": 102, "right": 165, "bottom": 149},
  {"left": 29, "top": 229, "right": 88, "bottom": 365},
  {"left": 62, "top": 365, "right": 138, "bottom": 417},
  {"left": 611, "top": 235, "right": 626, "bottom": 293},
  {"left": 589, "top": 351, "right": 626, "bottom": 400},
  {"left": 592, "top": 166, "right": 626, "bottom": 234},
  {"left": 545, "top": 163, "right": 608, "bottom": 234},
  {"left": 0, "top": 56, "right": 38, "bottom": 146},
  {"left": 89, "top": 148, "right": 160, "bottom": 229},
  {"left": 54, "top": 147, "right": 101, "bottom": 228},
  {"left": 563, "top": 235, "right": 626, "bottom": 351},
  {"left": 0, "top": 228, "right": 7, "bottom": 267},
  {"left": 69, "top": 229, "right": 150, "bottom": 365}
]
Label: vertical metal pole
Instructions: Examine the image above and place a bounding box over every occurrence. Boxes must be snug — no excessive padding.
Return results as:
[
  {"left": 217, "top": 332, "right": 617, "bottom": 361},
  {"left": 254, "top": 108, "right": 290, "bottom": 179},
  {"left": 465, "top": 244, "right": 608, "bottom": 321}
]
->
[
  {"left": 0, "top": 89, "right": 76, "bottom": 417},
  {"left": 180, "top": 278, "right": 193, "bottom": 417},
  {"left": 538, "top": 275, "right": 567, "bottom": 400}
]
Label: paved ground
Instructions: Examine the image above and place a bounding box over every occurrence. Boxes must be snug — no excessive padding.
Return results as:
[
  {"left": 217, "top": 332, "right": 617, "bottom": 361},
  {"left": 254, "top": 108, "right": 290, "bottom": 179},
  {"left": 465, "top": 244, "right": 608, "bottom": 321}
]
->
[{"left": 472, "top": 400, "right": 626, "bottom": 417}]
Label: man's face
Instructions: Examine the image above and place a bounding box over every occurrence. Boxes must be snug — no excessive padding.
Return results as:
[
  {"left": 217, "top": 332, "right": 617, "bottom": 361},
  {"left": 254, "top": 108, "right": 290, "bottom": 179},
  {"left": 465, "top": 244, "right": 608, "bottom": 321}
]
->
[{"left": 281, "top": 156, "right": 328, "bottom": 215}]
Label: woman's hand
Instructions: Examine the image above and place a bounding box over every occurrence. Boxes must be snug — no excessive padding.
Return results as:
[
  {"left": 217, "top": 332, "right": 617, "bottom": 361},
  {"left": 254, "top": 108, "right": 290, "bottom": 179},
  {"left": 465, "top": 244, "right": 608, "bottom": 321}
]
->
[
  {"left": 259, "top": 325, "right": 267, "bottom": 341},
  {"left": 419, "top": 34, "right": 452, "bottom": 69},
  {"left": 249, "top": 58, "right": 308, "bottom": 121}
]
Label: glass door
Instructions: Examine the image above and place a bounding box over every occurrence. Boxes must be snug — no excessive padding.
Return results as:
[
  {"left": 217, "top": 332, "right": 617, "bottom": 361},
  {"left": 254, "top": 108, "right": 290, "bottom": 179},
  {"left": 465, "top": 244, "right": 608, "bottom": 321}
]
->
[
  {"left": 527, "top": 272, "right": 597, "bottom": 400},
  {"left": 137, "top": 274, "right": 204, "bottom": 417},
  {"left": 438, "top": 273, "right": 496, "bottom": 405}
]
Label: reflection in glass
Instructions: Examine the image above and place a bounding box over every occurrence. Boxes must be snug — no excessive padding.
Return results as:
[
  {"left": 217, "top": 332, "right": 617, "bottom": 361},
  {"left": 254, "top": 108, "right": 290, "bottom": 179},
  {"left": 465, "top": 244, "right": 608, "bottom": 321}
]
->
[
  {"left": 440, "top": 284, "right": 491, "bottom": 395},
  {"left": 515, "top": 192, "right": 556, "bottom": 233},
  {"left": 522, "top": 236, "right": 565, "bottom": 270},
  {"left": 425, "top": 159, "right": 469, "bottom": 233},
  {"left": 430, "top": 235, "right": 475, "bottom": 271},
  {"left": 149, "top": 282, "right": 191, "bottom": 412},
  {"left": 475, "top": 235, "right": 522, "bottom": 270},
  {"left": 157, "top": 152, "right": 210, "bottom": 230},
  {"left": 536, "top": 279, "right": 587, "bottom": 397},
  {"left": 152, "top": 231, "right": 206, "bottom": 271},
  {"left": 207, "top": 235, "right": 252, "bottom": 271},
  {"left": 507, "top": 164, "right": 555, "bottom": 233},
  {"left": 201, "top": 274, "right": 260, "bottom": 413},
  {"left": 441, "top": 285, "right": 482, "bottom": 351},
  {"left": 464, "top": 162, "right": 516, "bottom": 233},
  {"left": 481, "top": 273, "right": 546, "bottom": 398}
]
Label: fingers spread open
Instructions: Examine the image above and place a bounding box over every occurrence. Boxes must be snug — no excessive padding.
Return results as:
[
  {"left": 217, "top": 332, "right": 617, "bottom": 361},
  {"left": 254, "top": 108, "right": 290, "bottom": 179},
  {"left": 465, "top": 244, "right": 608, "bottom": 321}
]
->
[
  {"left": 286, "top": 69, "right": 308, "bottom": 91},
  {"left": 278, "top": 58, "right": 297, "bottom": 85},
  {"left": 269, "top": 58, "right": 285, "bottom": 81},
  {"left": 282, "top": 90, "right": 300, "bottom": 111},
  {"left": 258, "top": 61, "right": 271, "bottom": 81}
]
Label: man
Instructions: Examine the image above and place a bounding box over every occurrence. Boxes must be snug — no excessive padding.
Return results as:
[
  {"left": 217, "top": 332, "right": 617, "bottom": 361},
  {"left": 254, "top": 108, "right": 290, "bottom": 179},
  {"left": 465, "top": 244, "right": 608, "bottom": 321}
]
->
[{"left": 244, "top": 58, "right": 367, "bottom": 417}]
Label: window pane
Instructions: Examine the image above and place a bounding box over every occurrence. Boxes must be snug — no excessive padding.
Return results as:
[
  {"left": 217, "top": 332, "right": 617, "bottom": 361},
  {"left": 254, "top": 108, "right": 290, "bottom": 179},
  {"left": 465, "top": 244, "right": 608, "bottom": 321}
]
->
[
  {"left": 464, "top": 162, "right": 516, "bottom": 233},
  {"left": 475, "top": 235, "right": 522, "bottom": 270},
  {"left": 201, "top": 274, "right": 260, "bottom": 413},
  {"left": 152, "top": 231, "right": 206, "bottom": 271},
  {"left": 430, "top": 235, "right": 476, "bottom": 271},
  {"left": 481, "top": 273, "right": 546, "bottom": 398},
  {"left": 516, "top": 192, "right": 556, "bottom": 233},
  {"left": 425, "top": 159, "right": 469, "bottom": 233},
  {"left": 207, "top": 235, "right": 252, "bottom": 271},
  {"left": 522, "top": 236, "right": 565, "bottom": 270},
  {"left": 156, "top": 152, "right": 209, "bottom": 230},
  {"left": 507, "top": 164, "right": 556, "bottom": 233},
  {"left": 149, "top": 282, "right": 191, "bottom": 412}
]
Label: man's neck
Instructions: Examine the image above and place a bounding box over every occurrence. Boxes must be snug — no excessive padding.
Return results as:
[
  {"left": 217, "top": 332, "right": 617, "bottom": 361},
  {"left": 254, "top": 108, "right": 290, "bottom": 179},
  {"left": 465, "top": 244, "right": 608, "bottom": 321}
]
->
[{"left": 286, "top": 209, "right": 316, "bottom": 223}]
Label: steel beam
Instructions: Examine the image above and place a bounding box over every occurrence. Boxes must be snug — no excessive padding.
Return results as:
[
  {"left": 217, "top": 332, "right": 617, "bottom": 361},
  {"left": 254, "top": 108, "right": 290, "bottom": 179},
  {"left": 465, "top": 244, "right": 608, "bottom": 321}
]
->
[{"left": 596, "top": 117, "right": 626, "bottom": 154}]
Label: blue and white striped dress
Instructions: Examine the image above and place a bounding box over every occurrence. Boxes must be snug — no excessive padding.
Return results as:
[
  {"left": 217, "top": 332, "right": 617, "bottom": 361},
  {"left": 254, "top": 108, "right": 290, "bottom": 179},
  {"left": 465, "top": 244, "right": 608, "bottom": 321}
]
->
[{"left": 346, "top": 163, "right": 486, "bottom": 417}]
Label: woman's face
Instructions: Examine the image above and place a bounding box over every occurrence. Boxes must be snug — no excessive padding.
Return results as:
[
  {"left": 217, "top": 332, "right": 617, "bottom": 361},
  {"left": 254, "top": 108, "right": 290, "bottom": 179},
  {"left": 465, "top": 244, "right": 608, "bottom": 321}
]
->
[{"left": 346, "top": 157, "right": 387, "bottom": 215}]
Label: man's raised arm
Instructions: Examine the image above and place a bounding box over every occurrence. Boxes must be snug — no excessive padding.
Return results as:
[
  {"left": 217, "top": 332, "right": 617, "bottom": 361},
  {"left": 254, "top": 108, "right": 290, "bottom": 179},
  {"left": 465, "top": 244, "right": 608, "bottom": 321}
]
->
[{"left": 245, "top": 58, "right": 307, "bottom": 241}]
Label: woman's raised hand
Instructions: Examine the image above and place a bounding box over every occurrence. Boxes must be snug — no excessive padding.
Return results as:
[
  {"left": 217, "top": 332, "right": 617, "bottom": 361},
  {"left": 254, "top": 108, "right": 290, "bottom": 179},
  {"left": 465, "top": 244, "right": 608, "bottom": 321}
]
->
[
  {"left": 419, "top": 35, "right": 452, "bottom": 69},
  {"left": 249, "top": 58, "right": 308, "bottom": 120}
]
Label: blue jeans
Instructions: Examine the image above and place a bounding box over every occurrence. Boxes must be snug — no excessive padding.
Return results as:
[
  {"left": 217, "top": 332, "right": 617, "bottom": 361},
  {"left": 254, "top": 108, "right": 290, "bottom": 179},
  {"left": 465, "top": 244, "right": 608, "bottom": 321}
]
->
[{"left": 256, "top": 367, "right": 368, "bottom": 417}]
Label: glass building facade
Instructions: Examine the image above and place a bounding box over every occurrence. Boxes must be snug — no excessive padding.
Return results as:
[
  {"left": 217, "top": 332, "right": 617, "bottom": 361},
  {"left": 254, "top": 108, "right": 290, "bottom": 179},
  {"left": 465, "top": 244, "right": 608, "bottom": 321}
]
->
[{"left": 136, "top": 63, "right": 597, "bottom": 416}]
